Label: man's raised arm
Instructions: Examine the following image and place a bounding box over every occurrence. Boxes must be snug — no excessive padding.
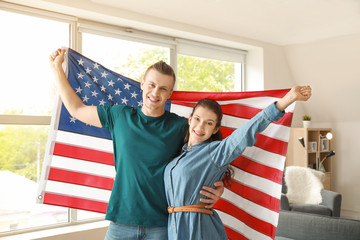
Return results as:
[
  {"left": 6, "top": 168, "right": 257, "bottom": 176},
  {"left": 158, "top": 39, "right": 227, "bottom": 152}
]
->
[{"left": 49, "top": 48, "right": 102, "bottom": 128}]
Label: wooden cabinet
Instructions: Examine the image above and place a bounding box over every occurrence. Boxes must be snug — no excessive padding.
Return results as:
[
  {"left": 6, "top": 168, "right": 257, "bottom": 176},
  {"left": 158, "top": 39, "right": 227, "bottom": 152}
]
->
[{"left": 286, "top": 128, "right": 334, "bottom": 190}]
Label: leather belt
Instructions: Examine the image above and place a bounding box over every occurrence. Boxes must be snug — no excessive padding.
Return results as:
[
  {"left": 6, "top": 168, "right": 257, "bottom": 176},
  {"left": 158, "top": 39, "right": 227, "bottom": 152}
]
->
[{"left": 167, "top": 204, "right": 213, "bottom": 215}]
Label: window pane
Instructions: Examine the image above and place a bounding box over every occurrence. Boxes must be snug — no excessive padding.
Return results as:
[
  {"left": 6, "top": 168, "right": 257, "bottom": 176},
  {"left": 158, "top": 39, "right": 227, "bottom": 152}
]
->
[
  {"left": 77, "top": 209, "right": 105, "bottom": 221},
  {"left": 177, "top": 54, "right": 242, "bottom": 92},
  {"left": 82, "top": 33, "right": 170, "bottom": 81},
  {"left": 0, "top": 126, "right": 68, "bottom": 232},
  {"left": 0, "top": 10, "right": 69, "bottom": 115}
]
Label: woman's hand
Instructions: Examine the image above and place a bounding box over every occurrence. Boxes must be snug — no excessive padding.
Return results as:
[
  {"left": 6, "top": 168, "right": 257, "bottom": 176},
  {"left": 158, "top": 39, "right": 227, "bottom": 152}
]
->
[
  {"left": 290, "top": 85, "right": 312, "bottom": 101},
  {"left": 200, "top": 181, "right": 224, "bottom": 208},
  {"left": 276, "top": 85, "right": 312, "bottom": 112}
]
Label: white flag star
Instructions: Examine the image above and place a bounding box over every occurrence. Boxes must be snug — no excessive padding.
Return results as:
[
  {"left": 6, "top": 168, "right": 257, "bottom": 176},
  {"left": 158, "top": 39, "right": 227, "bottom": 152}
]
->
[
  {"left": 70, "top": 116, "right": 76, "bottom": 123},
  {"left": 75, "top": 86, "right": 83, "bottom": 93},
  {"left": 107, "top": 94, "right": 113, "bottom": 101},
  {"left": 115, "top": 88, "right": 122, "bottom": 95},
  {"left": 82, "top": 95, "right": 89, "bottom": 103},
  {"left": 117, "top": 78, "right": 123, "bottom": 82},
  {"left": 108, "top": 80, "right": 115, "bottom": 87},
  {"left": 77, "top": 58, "right": 84, "bottom": 66},
  {"left": 85, "top": 82, "right": 91, "bottom": 88},
  {"left": 138, "top": 100, "right": 143, "bottom": 107},
  {"left": 131, "top": 91, "right": 138, "bottom": 98},
  {"left": 91, "top": 90, "right": 99, "bottom": 97},
  {"left": 93, "top": 76, "right": 99, "bottom": 83},
  {"left": 93, "top": 63, "right": 99, "bottom": 69},
  {"left": 77, "top": 72, "right": 84, "bottom": 79},
  {"left": 85, "top": 67, "right": 92, "bottom": 74},
  {"left": 99, "top": 99, "right": 106, "bottom": 106},
  {"left": 121, "top": 97, "right": 129, "bottom": 104},
  {"left": 100, "top": 85, "right": 106, "bottom": 92},
  {"left": 124, "top": 83, "right": 131, "bottom": 90},
  {"left": 101, "top": 71, "right": 108, "bottom": 78}
]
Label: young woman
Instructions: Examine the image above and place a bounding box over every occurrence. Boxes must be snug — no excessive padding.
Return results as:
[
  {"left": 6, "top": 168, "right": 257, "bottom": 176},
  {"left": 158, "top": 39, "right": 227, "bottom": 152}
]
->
[{"left": 164, "top": 86, "right": 312, "bottom": 239}]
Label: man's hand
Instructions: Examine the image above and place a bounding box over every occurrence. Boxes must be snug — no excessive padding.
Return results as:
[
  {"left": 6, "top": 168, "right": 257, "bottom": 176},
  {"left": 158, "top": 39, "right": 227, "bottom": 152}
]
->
[
  {"left": 200, "top": 181, "right": 224, "bottom": 208},
  {"left": 49, "top": 48, "right": 66, "bottom": 70}
]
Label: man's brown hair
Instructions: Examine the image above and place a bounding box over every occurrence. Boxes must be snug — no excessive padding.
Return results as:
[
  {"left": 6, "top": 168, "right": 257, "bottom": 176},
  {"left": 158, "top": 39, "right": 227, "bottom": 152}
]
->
[{"left": 143, "top": 61, "right": 176, "bottom": 85}]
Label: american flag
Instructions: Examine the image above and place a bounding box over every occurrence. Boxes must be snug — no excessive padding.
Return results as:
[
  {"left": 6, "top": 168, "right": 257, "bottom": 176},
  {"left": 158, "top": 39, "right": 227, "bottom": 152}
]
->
[{"left": 37, "top": 48, "right": 295, "bottom": 240}]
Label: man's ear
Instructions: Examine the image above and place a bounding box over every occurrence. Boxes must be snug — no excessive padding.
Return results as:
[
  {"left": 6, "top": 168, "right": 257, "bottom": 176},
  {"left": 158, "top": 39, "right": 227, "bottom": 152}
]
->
[
  {"left": 167, "top": 88, "right": 174, "bottom": 100},
  {"left": 140, "top": 78, "right": 144, "bottom": 90}
]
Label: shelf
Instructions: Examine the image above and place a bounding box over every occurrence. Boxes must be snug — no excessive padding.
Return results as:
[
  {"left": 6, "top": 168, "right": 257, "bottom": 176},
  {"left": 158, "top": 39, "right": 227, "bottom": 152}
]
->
[{"left": 286, "top": 128, "right": 334, "bottom": 190}]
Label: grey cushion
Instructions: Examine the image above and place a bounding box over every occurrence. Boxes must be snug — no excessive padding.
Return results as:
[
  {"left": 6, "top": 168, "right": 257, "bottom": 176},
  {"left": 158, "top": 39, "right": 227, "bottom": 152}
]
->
[
  {"left": 275, "top": 237, "right": 294, "bottom": 240},
  {"left": 276, "top": 211, "right": 360, "bottom": 240},
  {"left": 290, "top": 203, "right": 332, "bottom": 216}
]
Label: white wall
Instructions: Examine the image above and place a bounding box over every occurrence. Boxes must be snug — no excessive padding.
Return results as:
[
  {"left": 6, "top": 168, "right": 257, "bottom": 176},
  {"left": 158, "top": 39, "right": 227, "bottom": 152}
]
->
[{"left": 284, "top": 33, "right": 360, "bottom": 219}]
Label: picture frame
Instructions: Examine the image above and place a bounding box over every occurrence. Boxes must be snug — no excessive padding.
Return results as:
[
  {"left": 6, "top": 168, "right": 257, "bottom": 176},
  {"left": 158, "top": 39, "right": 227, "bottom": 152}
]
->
[
  {"left": 308, "top": 141, "right": 317, "bottom": 152},
  {"left": 320, "top": 139, "right": 330, "bottom": 151}
]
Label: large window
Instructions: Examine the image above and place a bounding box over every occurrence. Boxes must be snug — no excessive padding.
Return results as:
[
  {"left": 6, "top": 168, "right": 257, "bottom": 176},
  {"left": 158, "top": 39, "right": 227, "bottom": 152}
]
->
[
  {"left": 0, "top": 3, "right": 246, "bottom": 235},
  {"left": 0, "top": 8, "right": 71, "bottom": 233}
]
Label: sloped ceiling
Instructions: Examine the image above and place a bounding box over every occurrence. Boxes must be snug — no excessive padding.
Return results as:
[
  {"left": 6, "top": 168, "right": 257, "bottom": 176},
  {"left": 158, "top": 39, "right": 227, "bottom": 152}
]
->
[{"left": 92, "top": 0, "right": 360, "bottom": 46}]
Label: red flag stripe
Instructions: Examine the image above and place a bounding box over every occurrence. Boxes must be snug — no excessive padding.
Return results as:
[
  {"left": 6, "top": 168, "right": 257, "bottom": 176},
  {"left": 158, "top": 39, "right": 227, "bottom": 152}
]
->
[
  {"left": 48, "top": 168, "right": 114, "bottom": 191},
  {"left": 231, "top": 155, "right": 284, "bottom": 184},
  {"left": 224, "top": 226, "right": 248, "bottom": 240},
  {"left": 43, "top": 193, "right": 107, "bottom": 213},
  {"left": 53, "top": 142, "right": 114, "bottom": 166},
  {"left": 226, "top": 179, "right": 280, "bottom": 212},
  {"left": 172, "top": 101, "right": 262, "bottom": 119},
  {"left": 214, "top": 198, "right": 276, "bottom": 238},
  {"left": 274, "top": 112, "right": 293, "bottom": 127},
  {"left": 254, "top": 134, "right": 288, "bottom": 156},
  {"left": 220, "top": 126, "right": 235, "bottom": 138},
  {"left": 170, "top": 89, "right": 291, "bottom": 101}
]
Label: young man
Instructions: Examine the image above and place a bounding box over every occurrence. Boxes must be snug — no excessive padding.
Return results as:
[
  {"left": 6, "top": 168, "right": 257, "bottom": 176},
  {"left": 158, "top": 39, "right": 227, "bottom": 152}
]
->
[{"left": 49, "top": 49, "right": 224, "bottom": 240}]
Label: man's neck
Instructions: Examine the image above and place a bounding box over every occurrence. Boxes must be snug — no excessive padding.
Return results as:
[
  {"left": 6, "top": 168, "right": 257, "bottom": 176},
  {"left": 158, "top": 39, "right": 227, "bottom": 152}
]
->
[{"left": 141, "top": 107, "right": 165, "bottom": 117}]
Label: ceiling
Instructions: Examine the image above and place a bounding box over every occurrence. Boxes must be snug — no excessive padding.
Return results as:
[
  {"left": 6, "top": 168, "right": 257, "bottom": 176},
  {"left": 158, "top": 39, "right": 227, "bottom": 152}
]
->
[{"left": 92, "top": 0, "right": 360, "bottom": 45}]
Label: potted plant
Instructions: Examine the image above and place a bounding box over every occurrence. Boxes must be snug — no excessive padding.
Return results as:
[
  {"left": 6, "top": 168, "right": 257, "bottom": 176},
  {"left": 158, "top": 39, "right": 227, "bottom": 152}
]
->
[{"left": 302, "top": 115, "right": 311, "bottom": 128}]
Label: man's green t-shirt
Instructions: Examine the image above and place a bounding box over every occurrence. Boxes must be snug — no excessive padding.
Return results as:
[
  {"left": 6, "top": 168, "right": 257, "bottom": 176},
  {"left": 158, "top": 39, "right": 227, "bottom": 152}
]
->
[{"left": 97, "top": 105, "right": 187, "bottom": 226}]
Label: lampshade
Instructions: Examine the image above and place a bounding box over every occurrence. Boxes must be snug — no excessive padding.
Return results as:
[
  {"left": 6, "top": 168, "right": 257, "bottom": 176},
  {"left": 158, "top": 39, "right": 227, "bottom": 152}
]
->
[
  {"left": 298, "top": 137, "right": 305, "bottom": 148},
  {"left": 326, "top": 132, "right": 333, "bottom": 140},
  {"left": 325, "top": 150, "right": 335, "bottom": 158},
  {"left": 319, "top": 150, "right": 335, "bottom": 172}
]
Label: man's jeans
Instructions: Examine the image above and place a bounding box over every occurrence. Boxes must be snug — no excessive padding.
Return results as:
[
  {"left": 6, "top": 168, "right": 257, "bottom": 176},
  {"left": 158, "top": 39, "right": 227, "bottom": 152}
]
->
[{"left": 104, "top": 222, "right": 167, "bottom": 240}]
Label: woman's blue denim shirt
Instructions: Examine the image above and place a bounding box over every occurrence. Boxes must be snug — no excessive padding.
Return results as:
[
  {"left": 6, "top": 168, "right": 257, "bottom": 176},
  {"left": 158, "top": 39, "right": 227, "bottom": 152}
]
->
[{"left": 164, "top": 102, "right": 284, "bottom": 240}]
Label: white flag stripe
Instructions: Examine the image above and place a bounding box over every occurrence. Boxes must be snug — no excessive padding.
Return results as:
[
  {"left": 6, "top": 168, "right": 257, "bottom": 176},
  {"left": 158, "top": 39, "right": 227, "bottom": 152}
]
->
[
  {"left": 217, "top": 211, "right": 273, "bottom": 240},
  {"left": 284, "top": 101, "right": 295, "bottom": 113},
  {"left": 261, "top": 124, "right": 291, "bottom": 142},
  {"left": 241, "top": 146, "right": 286, "bottom": 170},
  {"left": 51, "top": 156, "right": 116, "bottom": 178},
  {"left": 45, "top": 180, "right": 111, "bottom": 202},
  {"left": 217, "top": 96, "right": 280, "bottom": 110},
  {"left": 55, "top": 130, "right": 113, "bottom": 153},
  {"left": 170, "top": 104, "right": 192, "bottom": 118},
  {"left": 221, "top": 119, "right": 290, "bottom": 142},
  {"left": 173, "top": 96, "right": 284, "bottom": 111},
  {"left": 171, "top": 104, "right": 291, "bottom": 141},
  {"left": 222, "top": 188, "right": 279, "bottom": 226},
  {"left": 221, "top": 114, "right": 251, "bottom": 128},
  {"left": 232, "top": 167, "right": 282, "bottom": 198}
]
